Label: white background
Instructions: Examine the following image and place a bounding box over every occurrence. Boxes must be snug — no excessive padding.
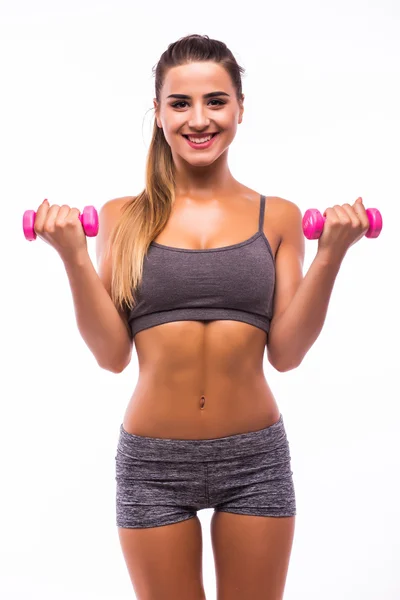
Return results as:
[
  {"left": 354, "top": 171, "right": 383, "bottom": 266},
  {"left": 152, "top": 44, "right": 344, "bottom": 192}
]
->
[{"left": 1, "top": 1, "right": 399, "bottom": 598}]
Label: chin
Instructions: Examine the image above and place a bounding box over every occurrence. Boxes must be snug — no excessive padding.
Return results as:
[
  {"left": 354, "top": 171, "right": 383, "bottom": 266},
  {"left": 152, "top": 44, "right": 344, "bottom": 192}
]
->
[{"left": 184, "top": 154, "right": 223, "bottom": 167}]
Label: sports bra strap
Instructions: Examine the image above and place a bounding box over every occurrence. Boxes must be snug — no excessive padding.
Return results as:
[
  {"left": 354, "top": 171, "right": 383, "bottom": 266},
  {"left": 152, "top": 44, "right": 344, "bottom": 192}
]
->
[{"left": 258, "top": 195, "right": 266, "bottom": 232}]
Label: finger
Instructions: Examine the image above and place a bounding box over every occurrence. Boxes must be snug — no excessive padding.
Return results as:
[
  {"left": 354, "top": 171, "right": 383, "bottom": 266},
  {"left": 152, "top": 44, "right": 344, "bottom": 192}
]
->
[
  {"left": 352, "top": 199, "right": 370, "bottom": 230},
  {"left": 347, "top": 198, "right": 369, "bottom": 229},
  {"left": 65, "top": 207, "right": 81, "bottom": 223},
  {"left": 34, "top": 200, "right": 51, "bottom": 234},
  {"left": 42, "top": 204, "right": 62, "bottom": 232},
  {"left": 332, "top": 204, "right": 352, "bottom": 225},
  {"left": 339, "top": 203, "right": 360, "bottom": 227},
  {"left": 323, "top": 206, "right": 340, "bottom": 221},
  {"left": 54, "top": 205, "right": 74, "bottom": 226}
]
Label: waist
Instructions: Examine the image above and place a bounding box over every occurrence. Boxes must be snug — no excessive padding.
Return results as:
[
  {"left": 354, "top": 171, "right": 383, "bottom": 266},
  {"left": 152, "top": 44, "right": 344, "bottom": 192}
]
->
[{"left": 123, "top": 373, "right": 280, "bottom": 440}]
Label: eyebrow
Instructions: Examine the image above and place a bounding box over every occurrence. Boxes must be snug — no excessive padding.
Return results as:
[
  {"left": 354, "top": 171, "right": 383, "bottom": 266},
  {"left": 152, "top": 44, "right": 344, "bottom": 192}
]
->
[{"left": 167, "top": 91, "right": 230, "bottom": 100}]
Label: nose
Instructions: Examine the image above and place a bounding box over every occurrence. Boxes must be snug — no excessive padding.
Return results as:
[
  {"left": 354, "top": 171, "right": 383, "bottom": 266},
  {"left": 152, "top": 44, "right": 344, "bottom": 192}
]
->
[{"left": 188, "top": 104, "right": 211, "bottom": 130}]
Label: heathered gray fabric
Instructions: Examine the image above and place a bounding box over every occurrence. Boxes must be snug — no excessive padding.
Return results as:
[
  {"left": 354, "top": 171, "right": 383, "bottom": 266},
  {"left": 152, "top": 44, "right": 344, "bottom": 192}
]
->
[
  {"left": 115, "top": 413, "right": 296, "bottom": 528},
  {"left": 127, "top": 195, "right": 275, "bottom": 338}
]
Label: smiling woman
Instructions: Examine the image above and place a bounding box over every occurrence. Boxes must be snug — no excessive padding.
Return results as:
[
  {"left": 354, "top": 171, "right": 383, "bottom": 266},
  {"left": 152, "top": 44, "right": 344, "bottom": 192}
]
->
[
  {"left": 92, "top": 33, "right": 301, "bottom": 600},
  {"left": 151, "top": 56, "right": 245, "bottom": 170}
]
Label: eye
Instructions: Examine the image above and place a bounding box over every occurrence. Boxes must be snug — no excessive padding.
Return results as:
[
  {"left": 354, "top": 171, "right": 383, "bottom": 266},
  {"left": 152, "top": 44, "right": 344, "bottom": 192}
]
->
[{"left": 171, "top": 99, "right": 226, "bottom": 109}]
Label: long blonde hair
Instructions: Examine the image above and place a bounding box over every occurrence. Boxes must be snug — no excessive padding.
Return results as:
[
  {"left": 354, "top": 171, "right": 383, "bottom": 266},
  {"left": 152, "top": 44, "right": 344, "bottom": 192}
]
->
[{"left": 105, "top": 34, "right": 246, "bottom": 315}]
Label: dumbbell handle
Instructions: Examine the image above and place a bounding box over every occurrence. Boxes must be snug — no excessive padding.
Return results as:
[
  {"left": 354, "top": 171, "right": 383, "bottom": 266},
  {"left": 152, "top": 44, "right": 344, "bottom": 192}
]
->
[
  {"left": 302, "top": 207, "right": 382, "bottom": 240},
  {"left": 23, "top": 205, "right": 99, "bottom": 241}
]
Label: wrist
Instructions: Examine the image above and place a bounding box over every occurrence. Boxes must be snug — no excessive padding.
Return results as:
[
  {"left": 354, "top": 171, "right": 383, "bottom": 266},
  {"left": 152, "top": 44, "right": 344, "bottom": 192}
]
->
[
  {"left": 316, "top": 247, "right": 346, "bottom": 268},
  {"left": 60, "top": 249, "right": 91, "bottom": 268}
]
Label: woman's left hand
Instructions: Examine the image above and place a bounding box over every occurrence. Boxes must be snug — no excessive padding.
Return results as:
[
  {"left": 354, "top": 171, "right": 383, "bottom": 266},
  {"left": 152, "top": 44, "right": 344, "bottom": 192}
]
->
[{"left": 317, "top": 197, "right": 371, "bottom": 262}]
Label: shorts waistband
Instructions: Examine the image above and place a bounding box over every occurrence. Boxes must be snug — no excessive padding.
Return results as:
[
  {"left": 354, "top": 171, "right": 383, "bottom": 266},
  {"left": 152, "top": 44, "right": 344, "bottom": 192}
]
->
[{"left": 117, "top": 414, "right": 288, "bottom": 463}]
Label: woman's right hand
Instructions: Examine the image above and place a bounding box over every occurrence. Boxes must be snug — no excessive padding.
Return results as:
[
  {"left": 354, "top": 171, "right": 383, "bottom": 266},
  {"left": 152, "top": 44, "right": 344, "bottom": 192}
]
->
[
  {"left": 316, "top": 197, "right": 370, "bottom": 263},
  {"left": 34, "top": 199, "right": 88, "bottom": 262}
]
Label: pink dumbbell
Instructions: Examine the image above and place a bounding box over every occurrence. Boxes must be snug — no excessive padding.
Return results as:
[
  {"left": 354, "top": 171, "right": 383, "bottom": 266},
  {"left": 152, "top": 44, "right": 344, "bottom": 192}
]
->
[
  {"left": 23, "top": 205, "right": 99, "bottom": 241},
  {"left": 302, "top": 207, "right": 382, "bottom": 240}
]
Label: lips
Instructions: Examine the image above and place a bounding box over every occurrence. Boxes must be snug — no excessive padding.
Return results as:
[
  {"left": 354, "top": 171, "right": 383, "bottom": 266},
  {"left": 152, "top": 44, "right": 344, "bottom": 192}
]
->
[
  {"left": 182, "top": 132, "right": 220, "bottom": 150},
  {"left": 183, "top": 133, "right": 218, "bottom": 138}
]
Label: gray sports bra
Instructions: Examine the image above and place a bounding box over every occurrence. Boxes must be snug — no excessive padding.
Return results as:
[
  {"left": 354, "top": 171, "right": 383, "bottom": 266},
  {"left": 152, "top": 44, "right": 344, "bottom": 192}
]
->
[{"left": 126, "top": 194, "right": 275, "bottom": 338}]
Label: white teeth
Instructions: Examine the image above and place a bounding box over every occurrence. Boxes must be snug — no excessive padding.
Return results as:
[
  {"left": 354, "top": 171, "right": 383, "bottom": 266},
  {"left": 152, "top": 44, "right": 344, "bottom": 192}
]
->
[{"left": 188, "top": 135, "right": 213, "bottom": 144}]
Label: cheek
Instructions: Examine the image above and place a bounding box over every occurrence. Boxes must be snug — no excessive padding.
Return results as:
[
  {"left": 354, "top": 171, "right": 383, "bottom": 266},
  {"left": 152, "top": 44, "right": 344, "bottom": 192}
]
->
[
  {"left": 160, "top": 126, "right": 178, "bottom": 146},
  {"left": 164, "top": 120, "right": 184, "bottom": 139}
]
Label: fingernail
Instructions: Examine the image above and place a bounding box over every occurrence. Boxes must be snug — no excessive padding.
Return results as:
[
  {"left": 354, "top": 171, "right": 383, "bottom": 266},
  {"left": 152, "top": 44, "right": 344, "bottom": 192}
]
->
[{"left": 43, "top": 199, "right": 49, "bottom": 204}]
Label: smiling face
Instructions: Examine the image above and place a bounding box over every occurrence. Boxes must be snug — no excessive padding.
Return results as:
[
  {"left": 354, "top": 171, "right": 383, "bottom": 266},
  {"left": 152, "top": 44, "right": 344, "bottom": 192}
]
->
[{"left": 153, "top": 61, "right": 244, "bottom": 167}]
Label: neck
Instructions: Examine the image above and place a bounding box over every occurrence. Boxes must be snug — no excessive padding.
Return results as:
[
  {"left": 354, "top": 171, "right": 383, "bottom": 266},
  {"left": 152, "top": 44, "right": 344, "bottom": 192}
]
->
[{"left": 172, "top": 150, "right": 238, "bottom": 201}]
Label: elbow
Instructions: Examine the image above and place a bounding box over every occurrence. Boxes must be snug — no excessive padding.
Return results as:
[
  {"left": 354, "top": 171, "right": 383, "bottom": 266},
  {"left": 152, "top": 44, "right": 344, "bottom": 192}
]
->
[
  {"left": 98, "top": 360, "right": 128, "bottom": 374},
  {"left": 98, "top": 361, "right": 122, "bottom": 373},
  {"left": 105, "top": 336, "right": 134, "bottom": 373},
  {"left": 267, "top": 335, "right": 306, "bottom": 372},
  {"left": 113, "top": 353, "right": 132, "bottom": 373},
  {"left": 274, "top": 360, "right": 301, "bottom": 373},
  {"left": 98, "top": 350, "right": 132, "bottom": 374},
  {"left": 111, "top": 362, "right": 127, "bottom": 374},
  {"left": 268, "top": 350, "right": 302, "bottom": 372}
]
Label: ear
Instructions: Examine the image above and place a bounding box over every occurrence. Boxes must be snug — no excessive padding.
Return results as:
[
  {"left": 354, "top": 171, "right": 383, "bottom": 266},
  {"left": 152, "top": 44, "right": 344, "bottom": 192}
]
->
[
  {"left": 238, "top": 94, "right": 245, "bottom": 124},
  {"left": 153, "top": 98, "right": 162, "bottom": 128}
]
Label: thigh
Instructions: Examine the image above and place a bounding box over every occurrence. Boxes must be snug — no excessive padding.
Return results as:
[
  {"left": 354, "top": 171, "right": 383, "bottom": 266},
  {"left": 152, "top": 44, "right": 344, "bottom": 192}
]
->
[
  {"left": 118, "top": 516, "right": 206, "bottom": 600},
  {"left": 211, "top": 512, "right": 295, "bottom": 600}
]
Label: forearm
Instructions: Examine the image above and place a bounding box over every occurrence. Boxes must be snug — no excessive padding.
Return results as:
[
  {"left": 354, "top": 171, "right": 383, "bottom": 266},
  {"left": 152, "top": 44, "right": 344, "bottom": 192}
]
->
[
  {"left": 267, "top": 251, "right": 344, "bottom": 371},
  {"left": 61, "top": 251, "right": 132, "bottom": 372}
]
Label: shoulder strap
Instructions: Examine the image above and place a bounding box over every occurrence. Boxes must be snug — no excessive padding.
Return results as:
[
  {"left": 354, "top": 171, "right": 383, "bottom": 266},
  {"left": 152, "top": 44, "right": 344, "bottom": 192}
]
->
[{"left": 258, "top": 195, "right": 266, "bottom": 232}]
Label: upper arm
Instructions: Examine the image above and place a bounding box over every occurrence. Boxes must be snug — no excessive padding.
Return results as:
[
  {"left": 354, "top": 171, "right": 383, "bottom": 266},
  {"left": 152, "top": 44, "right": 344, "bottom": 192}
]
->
[
  {"left": 96, "top": 197, "right": 134, "bottom": 343},
  {"left": 267, "top": 198, "right": 305, "bottom": 355}
]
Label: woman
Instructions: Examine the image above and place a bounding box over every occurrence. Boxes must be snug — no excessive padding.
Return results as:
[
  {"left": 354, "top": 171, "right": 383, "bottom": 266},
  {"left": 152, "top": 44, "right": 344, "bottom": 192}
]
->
[{"left": 35, "top": 34, "right": 370, "bottom": 600}]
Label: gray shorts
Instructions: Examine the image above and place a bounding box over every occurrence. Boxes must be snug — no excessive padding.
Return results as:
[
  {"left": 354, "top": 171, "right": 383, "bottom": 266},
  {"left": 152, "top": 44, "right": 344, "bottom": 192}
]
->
[{"left": 115, "top": 413, "right": 296, "bottom": 529}]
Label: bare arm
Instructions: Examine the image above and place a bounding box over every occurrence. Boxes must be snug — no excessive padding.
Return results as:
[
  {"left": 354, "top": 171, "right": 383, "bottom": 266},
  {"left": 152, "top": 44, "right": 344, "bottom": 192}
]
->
[
  {"left": 62, "top": 198, "right": 133, "bottom": 373},
  {"left": 267, "top": 199, "right": 343, "bottom": 372}
]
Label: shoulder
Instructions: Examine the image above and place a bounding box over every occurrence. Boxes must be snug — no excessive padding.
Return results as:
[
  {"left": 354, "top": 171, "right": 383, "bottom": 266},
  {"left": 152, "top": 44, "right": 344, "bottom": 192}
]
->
[
  {"left": 96, "top": 196, "right": 136, "bottom": 261},
  {"left": 98, "top": 196, "right": 137, "bottom": 229},
  {"left": 101, "top": 195, "right": 136, "bottom": 214},
  {"left": 267, "top": 196, "right": 302, "bottom": 218},
  {"left": 264, "top": 196, "right": 303, "bottom": 242}
]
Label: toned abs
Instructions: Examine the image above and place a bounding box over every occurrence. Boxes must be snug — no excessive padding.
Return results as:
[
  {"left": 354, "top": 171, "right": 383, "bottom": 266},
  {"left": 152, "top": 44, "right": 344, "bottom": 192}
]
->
[{"left": 122, "top": 187, "right": 282, "bottom": 440}]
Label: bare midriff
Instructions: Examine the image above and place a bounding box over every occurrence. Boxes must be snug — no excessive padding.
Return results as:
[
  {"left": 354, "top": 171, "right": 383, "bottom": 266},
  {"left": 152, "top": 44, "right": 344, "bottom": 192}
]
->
[
  {"left": 122, "top": 319, "right": 281, "bottom": 440},
  {"left": 120, "top": 187, "right": 283, "bottom": 440}
]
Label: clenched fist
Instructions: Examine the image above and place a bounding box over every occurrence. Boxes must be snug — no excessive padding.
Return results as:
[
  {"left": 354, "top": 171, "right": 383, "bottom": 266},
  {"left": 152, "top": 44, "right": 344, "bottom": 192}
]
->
[
  {"left": 317, "top": 197, "right": 370, "bottom": 261},
  {"left": 34, "top": 199, "right": 88, "bottom": 262}
]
